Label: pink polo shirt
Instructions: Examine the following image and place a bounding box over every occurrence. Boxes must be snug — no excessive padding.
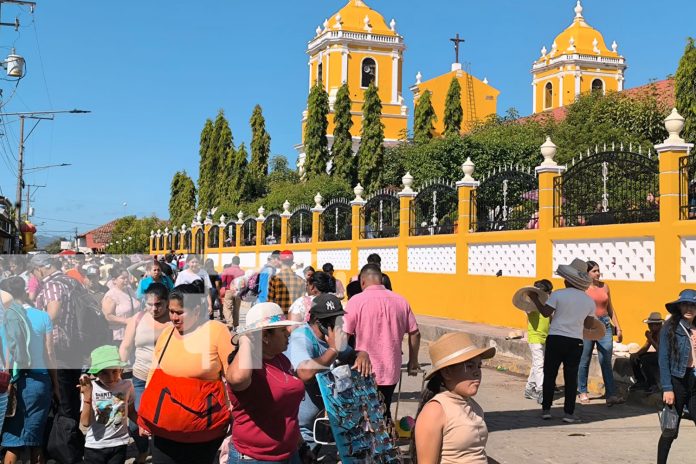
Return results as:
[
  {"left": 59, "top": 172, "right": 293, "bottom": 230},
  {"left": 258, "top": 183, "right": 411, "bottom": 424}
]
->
[{"left": 343, "top": 285, "right": 419, "bottom": 386}]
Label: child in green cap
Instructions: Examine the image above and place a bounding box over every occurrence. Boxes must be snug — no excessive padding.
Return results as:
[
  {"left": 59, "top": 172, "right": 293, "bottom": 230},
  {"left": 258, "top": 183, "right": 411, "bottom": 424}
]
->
[{"left": 78, "top": 345, "right": 136, "bottom": 464}]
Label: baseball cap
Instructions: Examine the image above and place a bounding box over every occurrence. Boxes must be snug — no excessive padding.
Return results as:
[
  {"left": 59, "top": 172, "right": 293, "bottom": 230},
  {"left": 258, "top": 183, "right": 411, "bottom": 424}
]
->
[
  {"left": 279, "top": 250, "right": 294, "bottom": 263},
  {"left": 310, "top": 294, "right": 345, "bottom": 319},
  {"left": 29, "top": 254, "right": 53, "bottom": 269}
]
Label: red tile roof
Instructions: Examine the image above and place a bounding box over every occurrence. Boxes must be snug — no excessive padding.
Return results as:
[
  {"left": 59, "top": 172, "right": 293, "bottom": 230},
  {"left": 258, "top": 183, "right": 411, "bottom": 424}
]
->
[{"left": 79, "top": 220, "right": 117, "bottom": 251}]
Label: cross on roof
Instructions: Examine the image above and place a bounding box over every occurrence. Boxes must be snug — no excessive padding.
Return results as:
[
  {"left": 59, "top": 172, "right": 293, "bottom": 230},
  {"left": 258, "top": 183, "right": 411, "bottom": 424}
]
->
[{"left": 450, "top": 33, "right": 465, "bottom": 64}]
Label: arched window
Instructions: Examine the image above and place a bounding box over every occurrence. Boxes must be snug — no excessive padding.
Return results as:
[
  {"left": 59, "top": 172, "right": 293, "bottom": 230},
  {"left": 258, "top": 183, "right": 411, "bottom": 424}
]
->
[
  {"left": 544, "top": 82, "right": 553, "bottom": 109},
  {"left": 591, "top": 78, "right": 604, "bottom": 94},
  {"left": 317, "top": 62, "right": 323, "bottom": 85},
  {"left": 361, "top": 58, "right": 376, "bottom": 88}
]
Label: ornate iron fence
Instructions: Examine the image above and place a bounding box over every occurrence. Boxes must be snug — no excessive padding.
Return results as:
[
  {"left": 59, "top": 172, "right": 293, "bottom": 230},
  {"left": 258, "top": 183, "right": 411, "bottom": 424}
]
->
[
  {"left": 321, "top": 199, "right": 352, "bottom": 242},
  {"left": 207, "top": 226, "right": 219, "bottom": 248},
  {"left": 172, "top": 232, "right": 180, "bottom": 251},
  {"left": 241, "top": 218, "right": 257, "bottom": 246},
  {"left": 554, "top": 150, "right": 659, "bottom": 227},
  {"left": 158, "top": 235, "right": 164, "bottom": 250},
  {"left": 470, "top": 166, "right": 538, "bottom": 232},
  {"left": 360, "top": 189, "right": 399, "bottom": 239},
  {"left": 184, "top": 231, "right": 192, "bottom": 251},
  {"left": 263, "top": 213, "right": 282, "bottom": 245},
  {"left": 410, "top": 180, "right": 458, "bottom": 236},
  {"left": 224, "top": 222, "right": 237, "bottom": 247},
  {"left": 288, "top": 207, "right": 312, "bottom": 243},
  {"left": 166, "top": 233, "right": 173, "bottom": 251},
  {"left": 195, "top": 229, "right": 204, "bottom": 254},
  {"left": 679, "top": 154, "right": 696, "bottom": 220}
]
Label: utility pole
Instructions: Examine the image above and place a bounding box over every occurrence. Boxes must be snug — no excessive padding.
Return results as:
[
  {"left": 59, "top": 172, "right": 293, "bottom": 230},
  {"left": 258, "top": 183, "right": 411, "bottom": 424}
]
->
[
  {"left": 14, "top": 114, "right": 24, "bottom": 233},
  {"left": 25, "top": 183, "right": 44, "bottom": 219}
]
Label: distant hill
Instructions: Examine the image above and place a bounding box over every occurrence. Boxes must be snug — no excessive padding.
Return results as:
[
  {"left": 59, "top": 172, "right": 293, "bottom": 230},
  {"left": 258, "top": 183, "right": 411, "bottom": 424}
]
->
[{"left": 35, "top": 234, "right": 64, "bottom": 249}]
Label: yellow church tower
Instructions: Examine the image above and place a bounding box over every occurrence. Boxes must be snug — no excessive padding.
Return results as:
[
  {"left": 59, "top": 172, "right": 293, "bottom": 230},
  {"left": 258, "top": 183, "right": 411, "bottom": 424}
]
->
[
  {"left": 531, "top": 0, "right": 627, "bottom": 114},
  {"left": 297, "top": 0, "right": 408, "bottom": 172}
]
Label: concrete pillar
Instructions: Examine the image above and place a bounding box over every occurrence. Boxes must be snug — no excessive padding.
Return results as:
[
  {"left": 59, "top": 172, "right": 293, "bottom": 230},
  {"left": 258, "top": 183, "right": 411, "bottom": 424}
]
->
[
  {"left": 350, "top": 184, "right": 366, "bottom": 277},
  {"left": 281, "top": 200, "right": 291, "bottom": 246}
]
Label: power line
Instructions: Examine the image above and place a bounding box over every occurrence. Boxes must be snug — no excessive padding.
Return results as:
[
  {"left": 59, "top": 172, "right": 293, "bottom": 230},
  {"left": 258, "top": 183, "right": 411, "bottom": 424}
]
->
[{"left": 33, "top": 216, "right": 100, "bottom": 227}]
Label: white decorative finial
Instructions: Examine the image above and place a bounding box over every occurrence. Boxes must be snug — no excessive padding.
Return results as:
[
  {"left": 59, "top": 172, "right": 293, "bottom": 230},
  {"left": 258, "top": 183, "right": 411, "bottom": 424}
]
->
[
  {"left": 415, "top": 71, "right": 422, "bottom": 85},
  {"left": 316, "top": 26, "right": 322, "bottom": 36},
  {"left": 462, "top": 157, "right": 476, "bottom": 182},
  {"left": 612, "top": 40, "right": 618, "bottom": 53},
  {"left": 314, "top": 193, "right": 324, "bottom": 210},
  {"left": 323, "top": 18, "right": 328, "bottom": 30},
  {"left": 219, "top": 214, "right": 226, "bottom": 226},
  {"left": 574, "top": 0, "right": 583, "bottom": 19},
  {"left": 257, "top": 206, "right": 265, "bottom": 220},
  {"left": 541, "top": 45, "right": 547, "bottom": 57},
  {"left": 335, "top": 13, "right": 341, "bottom": 22},
  {"left": 664, "top": 108, "right": 686, "bottom": 144},
  {"left": 363, "top": 15, "right": 371, "bottom": 32},
  {"left": 389, "top": 18, "right": 396, "bottom": 31},
  {"left": 568, "top": 36, "right": 576, "bottom": 51},
  {"left": 483, "top": 77, "right": 489, "bottom": 85},
  {"left": 181, "top": 224, "right": 187, "bottom": 232},
  {"left": 353, "top": 184, "right": 365, "bottom": 203},
  {"left": 401, "top": 172, "right": 414, "bottom": 194},
  {"left": 164, "top": 227, "right": 169, "bottom": 234},
  {"left": 540, "top": 137, "right": 558, "bottom": 167},
  {"left": 592, "top": 38, "right": 599, "bottom": 54},
  {"left": 282, "top": 200, "right": 291, "bottom": 215},
  {"left": 237, "top": 211, "right": 244, "bottom": 223},
  {"left": 150, "top": 230, "right": 155, "bottom": 237}
]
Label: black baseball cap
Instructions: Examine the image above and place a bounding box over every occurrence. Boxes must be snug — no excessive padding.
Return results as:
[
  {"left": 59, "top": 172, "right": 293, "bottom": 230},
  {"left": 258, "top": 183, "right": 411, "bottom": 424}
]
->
[{"left": 310, "top": 294, "right": 345, "bottom": 319}]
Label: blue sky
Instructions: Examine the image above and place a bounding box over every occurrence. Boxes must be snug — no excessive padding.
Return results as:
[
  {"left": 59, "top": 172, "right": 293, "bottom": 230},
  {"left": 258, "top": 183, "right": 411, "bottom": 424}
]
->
[{"left": 0, "top": 0, "right": 693, "bottom": 240}]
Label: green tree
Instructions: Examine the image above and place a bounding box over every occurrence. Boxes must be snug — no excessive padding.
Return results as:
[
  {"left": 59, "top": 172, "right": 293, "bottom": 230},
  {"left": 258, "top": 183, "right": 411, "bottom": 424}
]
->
[
  {"left": 413, "top": 90, "right": 437, "bottom": 143},
  {"left": 249, "top": 105, "right": 271, "bottom": 178},
  {"left": 210, "top": 110, "right": 234, "bottom": 205},
  {"left": 197, "top": 118, "right": 215, "bottom": 211},
  {"left": 169, "top": 171, "right": 197, "bottom": 227},
  {"left": 443, "top": 77, "right": 463, "bottom": 137},
  {"left": 331, "top": 83, "right": 356, "bottom": 184},
  {"left": 45, "top": 237, "right": 68, "bottom": 254},
  {"left": 303, "top": 83, "right": 330, "bottom": 176},
  {"left": 268, "top": 155, "right": 299, "bottom": 184},
  {"left": 676, "top": 37, "right": 696, "bottom": 142},
  {"left": 232, "top": 143, "right": 250, "bottom": 202},
  {"left": 107, "top": 215, "right": 166, "bottom": 254},
  {"left": 357, "top": 82, "right": 385, "bottom": 192}
]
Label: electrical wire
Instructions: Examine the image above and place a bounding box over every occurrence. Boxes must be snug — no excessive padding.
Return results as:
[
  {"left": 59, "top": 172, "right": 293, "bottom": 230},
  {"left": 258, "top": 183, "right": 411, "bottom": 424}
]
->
[
  {"left": 33, "top": 216, "right": 101, "bottom": 227},
  {"left": 30, "top": 14, "right": 52, "bottom": 109}
]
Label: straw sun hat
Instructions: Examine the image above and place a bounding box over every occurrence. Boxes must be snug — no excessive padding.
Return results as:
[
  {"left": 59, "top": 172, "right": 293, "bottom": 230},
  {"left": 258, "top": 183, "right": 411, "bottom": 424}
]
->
[
  {"left": 236, "top": 302, "right": 301, "bottom": 335},
  {"left": 512, "top": 286, "right": 548, "bottom": 313},
  {"left": 425, "top": 333, "right": 496, "bottom": 380},
  {"left": 556, "top": 258, "right": 593, "bottom": 290}
]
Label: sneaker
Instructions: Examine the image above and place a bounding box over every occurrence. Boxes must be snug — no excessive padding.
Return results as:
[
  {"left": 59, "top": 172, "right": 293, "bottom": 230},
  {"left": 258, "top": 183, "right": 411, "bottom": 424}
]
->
[
  {"left": 537, "top": 390, "right": 544, "bottom": 405},
  {"left": 524, "top": 387, "right": 536, "bottom": 400},
  {"left": 541, "top": 410, "right": 552, "bottom": 420},
  {"left": 563, "top": 414, "right": 581, "bottom": 423},
  {"left": 606, "top": 395, "right": 625, "bottom": 407}
]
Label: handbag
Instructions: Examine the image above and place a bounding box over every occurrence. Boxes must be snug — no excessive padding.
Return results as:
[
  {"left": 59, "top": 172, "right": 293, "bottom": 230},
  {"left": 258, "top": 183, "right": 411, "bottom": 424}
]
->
[
  {"left": 137, "top": 327, "right": 231, "bottom": 443},
  {"left": 659, "top": 405, "right": 679, "bottom": 438}
]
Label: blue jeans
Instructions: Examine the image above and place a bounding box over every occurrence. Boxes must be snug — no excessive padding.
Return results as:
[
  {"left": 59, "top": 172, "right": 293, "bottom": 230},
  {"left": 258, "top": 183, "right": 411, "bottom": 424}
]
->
[
  {"left": 227, "top": 440, "right": 301, "bottom": 464},
  {"left": 577, "top": 315, "right": 616, "bottom": 397},
  {"left": 128, "top": 377, "right": 149, "bottom": 454}
]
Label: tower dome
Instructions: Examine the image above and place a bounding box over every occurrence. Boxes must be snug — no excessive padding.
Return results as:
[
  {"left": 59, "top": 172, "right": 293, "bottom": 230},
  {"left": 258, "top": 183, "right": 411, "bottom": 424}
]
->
[
  {"left": 547, "top": 0, "right": 617, "bottom": 57},
  {"left": 323, "top": 0, "right": 396, "bottom": 36}
]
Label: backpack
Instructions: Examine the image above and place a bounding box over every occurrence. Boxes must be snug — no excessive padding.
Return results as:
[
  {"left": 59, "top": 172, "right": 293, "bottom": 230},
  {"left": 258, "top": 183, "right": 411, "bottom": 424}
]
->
[{"left": 4, "top": 301, "right": 32, "bottom": 377}]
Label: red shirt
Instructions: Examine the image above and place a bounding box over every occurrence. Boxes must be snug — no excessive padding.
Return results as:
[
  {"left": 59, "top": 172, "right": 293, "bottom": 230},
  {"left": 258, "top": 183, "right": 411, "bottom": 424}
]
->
[
  {"left": 229, "top": 354, "right": 304, "bottom": 460},
  {"left": 221, "top": 265, "right": 245, "bottom": 289}
]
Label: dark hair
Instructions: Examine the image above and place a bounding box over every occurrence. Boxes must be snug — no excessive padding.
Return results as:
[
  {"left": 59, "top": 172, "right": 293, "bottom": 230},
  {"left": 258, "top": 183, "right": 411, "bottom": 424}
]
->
[
  {"left": 664, "top": 310, "right": 689, "bottom": 369},
  {"left": 144, "top": 282, "right": 170, "bottom": 301},
  {"left": 586, "top": 260, "right": 599, "bottom": 272},
  {"left": 109, "top": 266, "right": 127, "bottom": 280},
  {"left": 366, "top": 253, "right": 381, "bottom": 266},
  {"left": 270, "top": 250, "right": 281, "bottom": 258},
  {"left": 360, "top": 263, "right": 382, "bottom": 279},
  {"left": 534, "top": 279, "right": 553, "bottom": 294},
  {"left": 322, "top": 263, "right": 334, "bottom": 273},
  {"left": 169, "top": 281, "right": 207, "bottom": 322},
  {"left": 311, "top": 271, "right": 333, "bottom": 294},
  {"left": 231, "top": 256, "right": 240, "bottom": 265},
  {"left": 0, "top": 276, "right": 28, "bottom": 302},
  {"left": 186, "top": 254, "right": 201, "bottom": 263},
  {"left": 410, "top": 373, "right": 444, "bottom": 463},
  {"left": 346, "top": 280, "right": 362, "bottom": 300}
]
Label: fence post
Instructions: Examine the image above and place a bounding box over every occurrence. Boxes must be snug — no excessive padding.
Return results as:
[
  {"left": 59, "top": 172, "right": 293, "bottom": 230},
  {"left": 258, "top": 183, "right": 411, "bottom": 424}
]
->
[
  {"left": 350, "top": 184, "right": 366, "bottom": 277},
  {"left": 311, "top": 193, "right": 325, "bottom": 269},
  {"left": 398, "top": 173, "right": 417, "bottom": 276},
  {"left": 218, "top": 216, "right": 226, "bottom": 250},
  {"left": 255, "top": 207, "right": 265, "bottom": 249},
  {"left": 456, "top": 157, "right": 478, "bottom": 234},
  {"left": 281, "top": 200, "right": 291, "bottom": 245},
  {"left": 655, "top": 109, "right": 694, "bottom": 286},
  {"left": 535, "top": 137, "right": 565, "bottom": 279},
  {"left": 235, "top": 211, "right": 243, "bottom": 256}
]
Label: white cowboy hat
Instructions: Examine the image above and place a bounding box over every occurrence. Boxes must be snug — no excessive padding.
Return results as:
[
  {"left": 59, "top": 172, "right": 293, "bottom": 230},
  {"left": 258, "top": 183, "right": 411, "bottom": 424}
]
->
[
  {"left": 556, "top": 258, "right": 592, "bottom": 290},
  {"left": 236, "top": 302, "right": 301, "bottom": 336},
  {"left": 512, "top": 286, "right": 549, "bottom": 313}
]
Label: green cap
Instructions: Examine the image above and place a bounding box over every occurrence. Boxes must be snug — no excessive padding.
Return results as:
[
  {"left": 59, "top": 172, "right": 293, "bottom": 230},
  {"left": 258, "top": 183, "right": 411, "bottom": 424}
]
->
[{"left": 88, "top": 345, "right": 128, "bottom": 375}]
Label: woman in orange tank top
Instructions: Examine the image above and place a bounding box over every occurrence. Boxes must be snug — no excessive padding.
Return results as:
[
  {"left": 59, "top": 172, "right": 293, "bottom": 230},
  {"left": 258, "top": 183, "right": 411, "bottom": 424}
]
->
[{"left": 577, "top": 260, "right": 624, "bottom": 406}]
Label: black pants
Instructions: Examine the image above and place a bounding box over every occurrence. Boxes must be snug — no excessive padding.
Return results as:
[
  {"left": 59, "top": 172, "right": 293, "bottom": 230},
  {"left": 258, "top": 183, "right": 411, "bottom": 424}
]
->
[
  {"left": 378, "top": 384, "right": 397, "bottom": 420},
  {"left": 83, "top": 445, "right": 127, "bottom": 464},
  {"left": 542, "top": 335, "right": 583, "bottom": 414},
  {"left": 56, "top": 368, "right": 82, "bottom": 420},
  {"left": 657, "top": 373, "right": 696, "bottom": 464},
  {"left": 152, "top": 435, "right": 223, "bottom": 464},
  {"left": 631, "top": 352, "right": 659, "bottom": 387}
]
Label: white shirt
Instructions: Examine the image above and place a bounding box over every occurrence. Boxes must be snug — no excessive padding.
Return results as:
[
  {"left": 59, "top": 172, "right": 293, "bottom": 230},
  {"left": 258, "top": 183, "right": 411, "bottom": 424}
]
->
[
  {"left": 546, "top": 288, "right": 596, "bottom": 340},
  {"left": 174, "top": 268, "right": 212, "bottom": 289},
  {"left": 84, "top": 379, "right": 134, "bottom": 449}
]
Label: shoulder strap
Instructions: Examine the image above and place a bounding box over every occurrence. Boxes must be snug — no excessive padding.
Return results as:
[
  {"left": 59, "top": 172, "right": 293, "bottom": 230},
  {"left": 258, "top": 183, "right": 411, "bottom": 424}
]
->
[{"left": 156, "top": 327, "right": 176, "bottom": 366}]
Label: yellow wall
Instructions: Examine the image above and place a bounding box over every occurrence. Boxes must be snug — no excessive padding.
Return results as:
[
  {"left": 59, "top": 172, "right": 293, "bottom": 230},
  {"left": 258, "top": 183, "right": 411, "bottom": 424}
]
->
[
  {"left": 533, "top": 66, "right": 622, "bottom": 114},
  {"left": 154, "top": 138, "right": 695, "bottom": 347},
  {"left": 414, "top": 70, "right": 499, "bottom": 135}
]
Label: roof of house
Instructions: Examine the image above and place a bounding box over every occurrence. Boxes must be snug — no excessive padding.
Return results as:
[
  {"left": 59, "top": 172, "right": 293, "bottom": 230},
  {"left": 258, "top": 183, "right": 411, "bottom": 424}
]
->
[{"left": 78, "top": 220, "right": 117, "bottom": 250}]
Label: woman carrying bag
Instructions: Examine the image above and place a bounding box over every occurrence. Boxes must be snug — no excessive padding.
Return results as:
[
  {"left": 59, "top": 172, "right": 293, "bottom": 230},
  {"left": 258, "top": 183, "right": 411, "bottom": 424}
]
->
[
  {"left": 657, "top": 289, "right": 696, "bottom": 464},
  {"left": 138, "top": 282, "right": 233, "bottom": 464}
]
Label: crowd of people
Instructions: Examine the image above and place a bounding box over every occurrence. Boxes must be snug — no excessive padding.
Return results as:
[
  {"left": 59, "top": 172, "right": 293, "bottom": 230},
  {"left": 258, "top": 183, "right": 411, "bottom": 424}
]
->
[{"left": 0, "top": 251, "right": 691, "bottom": 463}]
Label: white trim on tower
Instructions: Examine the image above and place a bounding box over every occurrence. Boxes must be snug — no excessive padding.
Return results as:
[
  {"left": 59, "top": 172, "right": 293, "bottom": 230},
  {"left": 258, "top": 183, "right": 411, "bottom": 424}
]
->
[{"left": 391, "top": 52, "right": 399, "bottom": 104}]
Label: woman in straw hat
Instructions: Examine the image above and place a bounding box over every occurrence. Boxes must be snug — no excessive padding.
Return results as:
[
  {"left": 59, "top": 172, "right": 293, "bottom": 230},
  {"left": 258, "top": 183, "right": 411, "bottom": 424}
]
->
[
  {"left": 225, "top": 302, "right": 304, "bottom": 464},
  {"left": 529, "top": 258, "right": 598, "bottom": 423},
  {"left": 657, "top": 289, "right": 696, "bottom": 464},
  {"left": 410, "top": 332, "right": 495, "bottom": 464}
]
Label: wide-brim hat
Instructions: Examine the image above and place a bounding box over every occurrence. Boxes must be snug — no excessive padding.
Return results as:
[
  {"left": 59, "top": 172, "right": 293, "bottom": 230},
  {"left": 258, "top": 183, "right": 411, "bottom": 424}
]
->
[
  {"left": 425, "top": 332, "right": 496, "bottom": 380},
  {"left": 88, "top": 345, "right": 128, "bottom": 374},
  {"left": 512, "top": 287, "right": 549, "bottom": 313},
  {"left": 665, "top": 289, "right": 696, "bottom": 316},
  {"left": 643, "top": 312, "right": 665, "bottom": 324},
  {"left": 556, "top": 258, "right": 592, "bottom": 290},
  {"left": 583, "top": 318, "right": 607, "bottom": 341},
  {"left": 236, "top": 302, "right": 301, "bottom": 335}
]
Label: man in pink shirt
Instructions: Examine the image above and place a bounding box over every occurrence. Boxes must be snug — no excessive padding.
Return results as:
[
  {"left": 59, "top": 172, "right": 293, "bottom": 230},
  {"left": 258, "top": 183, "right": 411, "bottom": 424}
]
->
[{"left": 343, "top": 263, "right": 420, "bottom": 419}]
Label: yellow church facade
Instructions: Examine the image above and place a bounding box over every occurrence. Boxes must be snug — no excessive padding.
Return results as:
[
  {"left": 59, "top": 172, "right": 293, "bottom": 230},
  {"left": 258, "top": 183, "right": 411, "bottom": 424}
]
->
[
  {"left": 411, "top": 64, "right": 500, "bottom": 136},
  {"left": 297, "top": 0, "right": 408, "bottom": 171},
  {"left": 531, "top": 1, "right": 627, "bottom": 114}
]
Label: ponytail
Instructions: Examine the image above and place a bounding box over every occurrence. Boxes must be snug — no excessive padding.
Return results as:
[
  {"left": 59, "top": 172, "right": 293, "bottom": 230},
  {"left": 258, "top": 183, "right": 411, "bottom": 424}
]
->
[{"left": 409, "top": 373, "right": 444, "bottom": 464}]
